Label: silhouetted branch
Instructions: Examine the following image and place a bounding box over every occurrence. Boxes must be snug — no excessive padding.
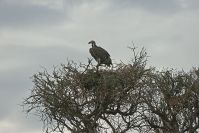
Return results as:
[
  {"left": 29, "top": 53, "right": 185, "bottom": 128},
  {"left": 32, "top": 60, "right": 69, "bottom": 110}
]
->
[{"left": 23, "top": 46, "right": 199, "bottom": 133}]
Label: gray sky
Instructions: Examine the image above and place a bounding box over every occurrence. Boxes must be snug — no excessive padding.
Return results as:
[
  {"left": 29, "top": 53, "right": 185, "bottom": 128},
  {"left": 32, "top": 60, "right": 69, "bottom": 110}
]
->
[{"left": 0, "top": 0, "right": 199, "bottom": 133}]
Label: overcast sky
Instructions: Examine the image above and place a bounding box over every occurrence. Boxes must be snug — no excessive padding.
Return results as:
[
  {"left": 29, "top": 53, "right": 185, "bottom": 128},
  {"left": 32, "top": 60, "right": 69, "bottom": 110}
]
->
[{"left": 0, "top": 0, "right": 199, "bottom": 133}]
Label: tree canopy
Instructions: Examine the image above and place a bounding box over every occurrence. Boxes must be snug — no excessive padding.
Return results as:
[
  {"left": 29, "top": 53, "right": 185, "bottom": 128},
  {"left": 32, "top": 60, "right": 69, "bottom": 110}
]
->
[{"left": 23, "top": 47, "right": 199, "bottom": 133}]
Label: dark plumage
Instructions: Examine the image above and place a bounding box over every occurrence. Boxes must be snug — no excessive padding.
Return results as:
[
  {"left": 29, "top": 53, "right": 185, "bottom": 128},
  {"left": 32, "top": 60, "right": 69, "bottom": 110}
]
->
[{"left": 88, "top": 40, "right": 112, "bottom": 67}]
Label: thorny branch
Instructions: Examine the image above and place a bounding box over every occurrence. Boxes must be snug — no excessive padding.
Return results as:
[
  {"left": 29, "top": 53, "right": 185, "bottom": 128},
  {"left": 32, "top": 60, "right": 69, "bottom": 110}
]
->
[{"left": 23, "top": 46, "right": 199, "bottom": 133}]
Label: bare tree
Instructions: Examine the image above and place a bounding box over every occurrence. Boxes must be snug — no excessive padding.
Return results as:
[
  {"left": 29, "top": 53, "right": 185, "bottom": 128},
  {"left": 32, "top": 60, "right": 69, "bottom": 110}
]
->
[
  {"left": 139, "top": 68, "right": 199, "bottom": 133},
  {"left": 23, "top": 47, "right": 199, "bottom": 133}
]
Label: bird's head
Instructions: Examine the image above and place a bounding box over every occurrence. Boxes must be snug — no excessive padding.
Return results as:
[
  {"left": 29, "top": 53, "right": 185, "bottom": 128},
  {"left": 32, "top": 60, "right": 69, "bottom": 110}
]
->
[{"left": 88, "top": 40, "right": 96, "bottom": 47}]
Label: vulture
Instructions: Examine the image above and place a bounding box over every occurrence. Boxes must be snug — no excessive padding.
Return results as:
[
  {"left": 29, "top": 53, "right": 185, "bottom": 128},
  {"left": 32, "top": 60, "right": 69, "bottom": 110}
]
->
[{"left": 88, "top": 40, "right": 112, "bottom": 68}]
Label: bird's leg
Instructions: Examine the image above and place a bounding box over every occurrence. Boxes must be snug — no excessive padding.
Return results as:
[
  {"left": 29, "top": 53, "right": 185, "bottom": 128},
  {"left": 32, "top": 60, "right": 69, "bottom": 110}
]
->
[
  {"left": 96, "top": 64, "right": 99, "bottom": 73},
  {"left": 97, "top": 58, "right": 101, "bottom": 65},
  {"left": 96, "top": 58, "right": 101, "bottom": 72},
  {"left": 111, "top": 64, "right": 113, "bottom": 70}
]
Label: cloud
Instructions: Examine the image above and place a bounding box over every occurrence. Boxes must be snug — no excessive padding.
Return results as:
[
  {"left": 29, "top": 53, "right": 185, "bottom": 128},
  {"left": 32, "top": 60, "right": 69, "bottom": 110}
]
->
[
  {"left": 0, "top": 118, "right": 42, "bottom": 133},
  {"left": 0, "top": 0, "right": 67, "bottom": 28},
  {"left": 0, "top": 0, "right": 199, "bottom": 133},
  {"left": 108, "top": 0, "right": 199, "bottom": 13},
  {"left": 0, "top": 45, "right": 87, "bottom": 121},
  {"left": 54, "top": 0, "right": 199, "bottom": 70},
  {"left": 0, "top": 44, "right": 88, "bottom": 132}
]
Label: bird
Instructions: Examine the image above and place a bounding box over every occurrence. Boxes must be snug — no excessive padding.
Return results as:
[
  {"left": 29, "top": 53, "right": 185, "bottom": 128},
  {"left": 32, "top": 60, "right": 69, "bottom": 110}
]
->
[{"left": 88, "top": 40, "right": 112, "bottom": 70}]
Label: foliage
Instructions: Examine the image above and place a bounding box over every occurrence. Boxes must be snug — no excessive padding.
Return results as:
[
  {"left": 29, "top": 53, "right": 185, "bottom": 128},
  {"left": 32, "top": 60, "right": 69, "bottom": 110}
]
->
[{"left": 23, "top": 47, "right": 199, "bottom": 133}]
